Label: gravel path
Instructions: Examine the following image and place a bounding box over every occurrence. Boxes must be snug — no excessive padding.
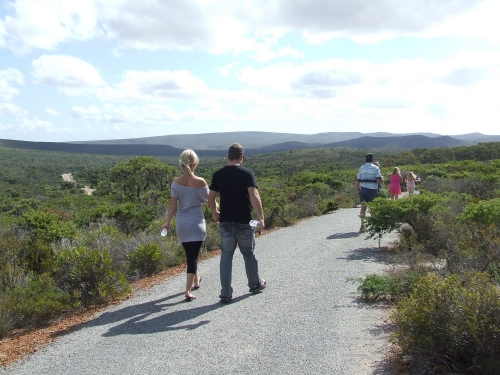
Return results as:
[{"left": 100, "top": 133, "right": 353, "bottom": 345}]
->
[{"left": 2, "top": 208, "right": 397, "bottom": 375}]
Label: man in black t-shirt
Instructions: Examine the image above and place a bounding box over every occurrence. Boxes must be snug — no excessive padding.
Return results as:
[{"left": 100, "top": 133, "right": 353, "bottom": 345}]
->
[{"left": 208, "top": 143, "right": 266, "bottom": 303}]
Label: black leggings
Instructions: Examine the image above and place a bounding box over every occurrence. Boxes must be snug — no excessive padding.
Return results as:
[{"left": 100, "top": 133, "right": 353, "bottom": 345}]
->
[{"left": 182, "top": 241, "right": 203, "bottom": 274}]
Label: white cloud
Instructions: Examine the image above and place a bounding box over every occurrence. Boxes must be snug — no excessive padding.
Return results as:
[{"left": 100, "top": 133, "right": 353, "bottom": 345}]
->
[
  {"left": 360, "top": 98, "right": 413, "bottom": 109},
  {"left": 31, "top": 55, "right": 104, "bottom": 89},
  {"left": 44, "top": 107, "right": 62, "bottom": 117},
  {"left": 0, "top": 102, "right": 28, "bottom": 117},
  {"left": 276, "top": 0, "right": 488, "bottom": 44},
  {"left": 277, "top": 46, "right": 305, "bottom": 59},
  {"left": 0, "top": 0, "right": 97, "bottom": 55},
  {"left": 417, "top": 0, "right": 500, "bottom": 43},
  {"left": 70, "top": 106, "right": 102, "bottom": 121},
  {"left": 238, "top": 59, "right": 369, "bottom": 96},
  {"left": 16, "top": 117, "right": 55, "bottom": 133},
  {"left": 105, "top": 70, "right": 208, "bottom": 101},
  {"left": 1, "top": 116, "right": 56, "bottom": 134},
  {"left": 1, "top": 0, "right": 491, "bottom": 58},
  {"left": 0, "top": 68, "right": 24, "bottom": 101},
  {"left": 439, "top": 68, "right": 488, "bottom": 87},
  {"left": 97, "top": 0, "right": 210, "bottom": 51}
]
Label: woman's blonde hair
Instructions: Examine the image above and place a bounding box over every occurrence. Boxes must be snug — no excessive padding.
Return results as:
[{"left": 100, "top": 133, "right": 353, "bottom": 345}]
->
[
  {"left": 392, "top": 167, "right": 401, "bottom": 175},
  {"left": 179, "top": 149, "right": 199, "bottom": 173},
  {"left": 408, "top": 172, "right": 416, "bottom": 180}
]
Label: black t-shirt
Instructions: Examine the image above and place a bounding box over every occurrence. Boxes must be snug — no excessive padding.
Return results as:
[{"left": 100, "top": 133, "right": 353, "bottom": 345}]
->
[{"left": 209, "top": 165, "right": 258, "bottom": 224}]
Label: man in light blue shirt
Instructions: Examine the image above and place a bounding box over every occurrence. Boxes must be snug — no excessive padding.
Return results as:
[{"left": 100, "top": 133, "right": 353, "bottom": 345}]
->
[{"left": 356, "top": 153, "right": 383, "bottom": 231}]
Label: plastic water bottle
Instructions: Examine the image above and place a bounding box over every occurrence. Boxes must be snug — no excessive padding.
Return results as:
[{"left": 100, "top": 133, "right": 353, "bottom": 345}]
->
[
  {"left": 160, "top": 228, "right": 168, "bottom": 237},
  {"left": 249, "top": 220, "right": 260, "bottom": 229}
]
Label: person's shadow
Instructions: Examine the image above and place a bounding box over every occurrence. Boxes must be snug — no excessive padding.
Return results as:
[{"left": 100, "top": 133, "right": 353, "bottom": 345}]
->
[
  {"left": 327, "top": 231, "right": 363, "bottom": 239},
  {"left": 91, "top": 293, "right": 252, "bottom": 337}
]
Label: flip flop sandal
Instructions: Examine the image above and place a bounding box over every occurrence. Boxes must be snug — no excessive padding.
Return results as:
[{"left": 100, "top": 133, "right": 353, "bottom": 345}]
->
[{"left": 192, "top": 276, "right": 202, "bottom": 290}]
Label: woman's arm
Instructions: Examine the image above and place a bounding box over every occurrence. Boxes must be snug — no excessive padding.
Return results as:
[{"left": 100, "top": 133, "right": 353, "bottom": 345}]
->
[{"left": 161, "top": 197, "right": 178, "bottom": 230}]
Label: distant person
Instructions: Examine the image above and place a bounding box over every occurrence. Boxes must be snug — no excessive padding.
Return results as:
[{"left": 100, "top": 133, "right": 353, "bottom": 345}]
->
[
  {"left": 405, "top": 172, "right": 418, "bottom": 196},
  {"left": 208, "top": 143, "right": 266, "bottom": 304},
  {"left": 162, "top": 149, "right": 209, "bottom": 302},
  {"left": 356, "top": 153, "right": 383, "bottom": 231},
  {"left": 389, "top": 167, "right": 403, "bottom": 200}
]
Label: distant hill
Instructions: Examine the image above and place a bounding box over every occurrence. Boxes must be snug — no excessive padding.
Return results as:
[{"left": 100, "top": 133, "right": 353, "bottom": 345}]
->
[
  {"left": 322, "top": 135, "right": 467, "bottom": 150},
  {"left": 2, "top": 131, "right": 498, "bottom": 156},
  {"left": 450, "top": 133, "right": 500, "bottom": 143},
  {"left": 247, "top": 141, "right": 316, "bottom": 153},
  {"left": 72, "top": 131, "right": 358, "bottom": 149},
  {"left": 0, "top": 139, "right": 225, "bottom": 157},
  {"left": 73, "top": 131, "right": 446, "bottom": 150}
]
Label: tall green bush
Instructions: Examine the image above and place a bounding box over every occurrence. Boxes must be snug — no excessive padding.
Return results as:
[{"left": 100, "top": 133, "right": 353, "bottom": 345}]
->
[
  {"left": 6, "top": 273, "right": 73, "bottom": 327},
  {"left": 391, "top": 273, "right": 500, "bottom": 373},
  {"left": 128, "top": 243, "right": 165, "bottom": 277},
  {"left": 53, "top": 246, "right": 130, "bottom": 306}
]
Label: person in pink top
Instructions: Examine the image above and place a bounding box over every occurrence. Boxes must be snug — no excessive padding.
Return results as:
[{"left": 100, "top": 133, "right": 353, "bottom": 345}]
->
[
  {"left": 405, "top": 172, "right": 419, "bottom": 196},
  {"left": 389, "top": 167, "right": 402, "bottom": 200}
]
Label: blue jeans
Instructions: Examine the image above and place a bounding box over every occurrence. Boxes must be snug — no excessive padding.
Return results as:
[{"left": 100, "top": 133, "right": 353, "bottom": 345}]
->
[{"left": 219, "top": 222, "right": 260, "bottom": 299}]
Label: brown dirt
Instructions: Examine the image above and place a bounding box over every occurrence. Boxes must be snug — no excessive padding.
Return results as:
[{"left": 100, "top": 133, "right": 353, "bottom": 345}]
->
[{"left": 0, "top": 250, "right": 220, "bottom": 368}]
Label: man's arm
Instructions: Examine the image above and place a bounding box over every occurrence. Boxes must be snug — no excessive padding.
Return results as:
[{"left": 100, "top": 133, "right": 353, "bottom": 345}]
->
[
  {"left": 248, "top": 187, "right": 265, "bottom": 229},
  {"left": 208, "top": 190, "right": 220, "bottom": 223}
]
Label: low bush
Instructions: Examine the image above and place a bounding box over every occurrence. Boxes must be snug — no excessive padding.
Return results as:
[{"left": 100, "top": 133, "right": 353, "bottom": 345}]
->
[
  {"left": 0, "top": 230, "right": 26, "bottom": 293},
  {"left": 391, "top": 272, "right": 500, "bottom": 374},
  {"left": 203, "top": 222, "right": 220, "bottom": 253},
  {"left": 6, "top": 273, "right": 73, "bottom": 327},
  {"left": 128, "top": 243, "right": 165, "bottom": 277},
  {"left": 53, "top": 246, "right": 130, "bottom": 306},
  {"left": 351, "top": 267, "right": 427, "bottom": 302},
  {"left": 0, "top": 295, "right": 14, "bottom": 339}
]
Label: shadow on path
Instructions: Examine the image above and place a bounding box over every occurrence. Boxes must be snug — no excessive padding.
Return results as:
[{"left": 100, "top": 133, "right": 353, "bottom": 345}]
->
[
  {"left": 338, "top": 246, "right": 396, "bottom": 265},
  {"left": 327, "top": 231, "right": 363, "bottom": 239},
  {"left": 98, "top": 293, "right": 253, "bottom": 337}
]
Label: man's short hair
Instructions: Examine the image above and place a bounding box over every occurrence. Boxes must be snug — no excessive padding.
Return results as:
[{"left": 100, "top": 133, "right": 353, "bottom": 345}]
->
[
  {"left": 365, "top": 153, "right": 374, "bottom": 162},
  {"left": 228, "top": 143, "right": 244, "bottom": 161}
]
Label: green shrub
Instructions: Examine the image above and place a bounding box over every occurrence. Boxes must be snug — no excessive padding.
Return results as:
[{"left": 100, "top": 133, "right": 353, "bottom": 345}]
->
[
  {"left": 105, "top": 203, "right": 157, "bottom": 235},
  {"left": 391, "top": 272, "right": 500, "bottom": 373},
  {"left": 377, "top": 188, "right": 389, "bottom": 199},
  {"left": 0, "top": 230, "right": 26, "bottom": 293},
  {"left": 322, "top": 200, "right": 339, "bottom": 214},
  {"left": 351, "top": 268, "right": 427, "bottom": 301},
  {"left": 203, "top": 221, "right": 221, "bottom": 253},
  {"left": 128, "top": 243, "right": 165, "bottom": 277},
  {"left": 0, "top": 295, "right": 14, "bottom": 339},
  {"left": 6, "top": 273, "right": 72, "bottom": 327},
  {"left": 19, "top": 208, "right": 76, "bottom": 243},
  {"left": 53, "top": 246, "right": 130, "bottom": 306}
]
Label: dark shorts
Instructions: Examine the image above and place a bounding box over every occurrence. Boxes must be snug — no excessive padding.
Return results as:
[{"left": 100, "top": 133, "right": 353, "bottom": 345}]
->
[{"left": 360, "top": 187, "right": 378, "bottom": 203}]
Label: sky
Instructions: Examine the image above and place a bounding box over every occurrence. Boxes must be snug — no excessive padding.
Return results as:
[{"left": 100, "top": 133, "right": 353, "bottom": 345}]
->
[{"left": 1, "top": 0, "right": 499, "bottom": 142}]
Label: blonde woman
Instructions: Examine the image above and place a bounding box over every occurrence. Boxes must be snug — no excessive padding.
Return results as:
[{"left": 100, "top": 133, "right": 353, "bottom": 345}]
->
[
  {"left": 389, "top": 167, "right": 402, "bottom": 200},
  {"left": 161, "top": 149, "right": 208, "bottom": 301},
  {"left": 406, "top": 172, "right": 418, "bottom": 196}
]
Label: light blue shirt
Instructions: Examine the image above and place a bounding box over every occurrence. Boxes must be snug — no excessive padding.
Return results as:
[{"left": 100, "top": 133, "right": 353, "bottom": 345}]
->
[{"left": 356, "top": 163, "right": 382, "bottom": 190}]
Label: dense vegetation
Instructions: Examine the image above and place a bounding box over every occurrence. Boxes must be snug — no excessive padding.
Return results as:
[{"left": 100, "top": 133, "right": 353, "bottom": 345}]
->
[
  {"left": 353, "top": 152, "right": 500, "bottom": 373},
  {"left": 1, "top": 141, "right": 500, "bottom": 373}
]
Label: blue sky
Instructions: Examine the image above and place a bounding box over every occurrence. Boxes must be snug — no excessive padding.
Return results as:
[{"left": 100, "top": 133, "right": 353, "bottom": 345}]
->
[{"left": 1, "top": 0, "right": 499, "bottom": 142}]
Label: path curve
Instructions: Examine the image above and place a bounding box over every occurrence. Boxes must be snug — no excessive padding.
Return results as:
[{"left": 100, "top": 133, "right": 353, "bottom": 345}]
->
[{"left": 1, "top": 208, "right": 396, "bottom": 375}]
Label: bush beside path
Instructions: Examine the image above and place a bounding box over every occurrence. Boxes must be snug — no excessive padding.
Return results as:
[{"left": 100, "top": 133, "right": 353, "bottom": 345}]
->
[{"left": 1, "top": 208, "right": 397, "bottom": 375}]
